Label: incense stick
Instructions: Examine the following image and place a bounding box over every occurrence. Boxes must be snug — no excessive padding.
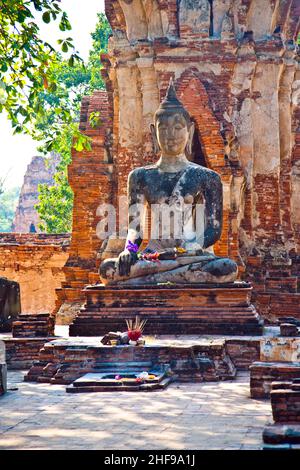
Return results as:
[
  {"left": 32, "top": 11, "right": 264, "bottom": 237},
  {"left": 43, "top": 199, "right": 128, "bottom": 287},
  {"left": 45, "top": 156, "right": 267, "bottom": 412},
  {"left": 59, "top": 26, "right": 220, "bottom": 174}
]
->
[{"left": 126, "top": 316, "right": 147, "bottom": 332}]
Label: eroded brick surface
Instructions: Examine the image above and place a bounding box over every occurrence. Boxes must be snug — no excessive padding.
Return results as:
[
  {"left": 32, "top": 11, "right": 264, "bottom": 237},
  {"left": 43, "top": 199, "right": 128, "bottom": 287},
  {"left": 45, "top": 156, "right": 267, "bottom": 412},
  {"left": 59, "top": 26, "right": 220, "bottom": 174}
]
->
[{"left": 0, "top": 234, "right": 70, "bottom": 315}]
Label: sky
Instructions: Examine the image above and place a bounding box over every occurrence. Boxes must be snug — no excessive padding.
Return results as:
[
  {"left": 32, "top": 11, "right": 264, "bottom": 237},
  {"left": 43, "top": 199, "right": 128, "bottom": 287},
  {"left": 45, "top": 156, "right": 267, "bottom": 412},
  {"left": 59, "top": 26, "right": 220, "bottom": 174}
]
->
[{"left": 0, "top": 0, "right": 105, "bottom": 189}]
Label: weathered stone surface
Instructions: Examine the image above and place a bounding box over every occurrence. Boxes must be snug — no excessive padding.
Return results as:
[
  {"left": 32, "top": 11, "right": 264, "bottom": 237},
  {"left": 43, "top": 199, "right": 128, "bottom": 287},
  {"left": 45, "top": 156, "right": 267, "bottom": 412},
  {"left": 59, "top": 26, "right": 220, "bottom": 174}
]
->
[
  {"left": 55, "top": 301, "right": 82, "bottom": 326},
  {"left": 179, "top": 0, "right": 211, "bottom": 37},
  {"left": 25, "top": 336, "right": 236, "bottom": 384},
  {"left": 0, "top": 234, "right": 69, "bottom": 315},
  {"left": 260, "top": 337, "right": 300, "bottom": 362},
  {"left": 0, "top": 277, "right": 20, "bottom": 332},
  {"left": 271, "top": 381, "right": 300, "bottom": 423},
  {"left": 263, "top": 424, "right": 300, "bottom": 445},
  {"left": 225, "top": 338, "right": 260, "bottom": 370},
  {"left": 280, "top": 323, "right": 299, "bottom": 337},
  {"left": 66, "top": 366, "right": 173, "bottom": 393},
  {"left": 0, "top": 340, "right": 7, "bottom": 395},
  {"left": 69, "top": 282, "right": 263, "bottom": 337},
  {"left": 12, "top": 313, "right": 55, "bottom": 338},
  {"left": 250, "top": 362, "right": 300, "bottom": 399},
  {"left": 3, "top": 337, "right": 55, "bottom": 370}
]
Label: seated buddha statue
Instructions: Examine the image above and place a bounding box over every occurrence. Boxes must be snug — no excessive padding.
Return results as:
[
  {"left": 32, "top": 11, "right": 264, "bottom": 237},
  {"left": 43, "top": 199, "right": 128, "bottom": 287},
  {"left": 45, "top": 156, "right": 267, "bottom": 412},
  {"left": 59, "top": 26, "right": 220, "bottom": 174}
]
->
[{"left": 99, "top": 80, "right": 238, "bottom": 285}]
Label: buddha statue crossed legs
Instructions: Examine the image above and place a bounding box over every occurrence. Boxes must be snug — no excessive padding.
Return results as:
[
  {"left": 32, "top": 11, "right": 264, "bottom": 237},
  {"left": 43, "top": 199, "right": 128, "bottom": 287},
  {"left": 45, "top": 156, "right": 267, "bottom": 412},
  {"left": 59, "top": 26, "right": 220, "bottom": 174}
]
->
[{"left": 100, "top": 80, "right": 238, "bottom": 285}]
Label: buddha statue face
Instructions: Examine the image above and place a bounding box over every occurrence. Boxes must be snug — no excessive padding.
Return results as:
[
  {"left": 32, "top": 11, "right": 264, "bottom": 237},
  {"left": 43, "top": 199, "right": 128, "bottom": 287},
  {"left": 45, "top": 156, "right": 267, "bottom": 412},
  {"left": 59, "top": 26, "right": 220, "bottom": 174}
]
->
[
  {"left": 151, "top": 80, "right": 195, "bottom": 158},
  {"left": 155, "top": 112, "right": 191, "bottom": 157}
]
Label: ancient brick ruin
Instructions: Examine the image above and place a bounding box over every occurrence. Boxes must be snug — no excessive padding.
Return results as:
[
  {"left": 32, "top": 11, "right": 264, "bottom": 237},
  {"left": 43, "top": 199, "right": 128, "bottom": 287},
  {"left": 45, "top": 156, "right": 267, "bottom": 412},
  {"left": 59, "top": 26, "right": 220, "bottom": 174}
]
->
[
  {"left": 12, "top": 154, "right": 60, "bottom": 233},
  {"left": 56, "top": 0, "right": 300, "bottom": 325},
  {"left": 0, "top": 234, "right": 69, "bottom": 315}
]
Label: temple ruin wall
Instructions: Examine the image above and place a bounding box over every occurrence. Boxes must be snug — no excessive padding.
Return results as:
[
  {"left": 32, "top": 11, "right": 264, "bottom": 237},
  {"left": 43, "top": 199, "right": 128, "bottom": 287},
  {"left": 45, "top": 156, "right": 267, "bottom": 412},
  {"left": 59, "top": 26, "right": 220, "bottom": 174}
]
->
[{"left": 0, "top": 234, "right": 70, "bottom": 314}]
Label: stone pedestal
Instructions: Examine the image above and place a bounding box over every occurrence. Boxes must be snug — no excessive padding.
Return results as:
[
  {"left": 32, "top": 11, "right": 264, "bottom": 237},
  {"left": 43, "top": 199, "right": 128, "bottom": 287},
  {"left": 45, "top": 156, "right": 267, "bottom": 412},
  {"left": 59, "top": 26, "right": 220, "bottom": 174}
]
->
[
  {"left": 3, "top": 337, "right": 56, "bottom": 370},
  {"left": 0, "top": 340, "right": 7, "bottom": 395},
  {"left": 250, "top": 337, "right": 300, "bottom": 398},
  {"left": 271, "top": 381, "right": 300, "bottom": 423},
  {"left": 69, "top": 282, "right": 263, "bottom": 337},
  {"left": 263, "top": 424, "right": 300, "bottom": 449},
  {"left": 250, "top": 362, "right": 300, "bottom": 399},
  {"left": 25, "top": 336, "right": 236, "bottom": 385},
  {"left": 262, "top": 380, "right": 300, "bottom": 449},
  {"left": 12, "top": 313, "right": 55, "bottom": 338}
]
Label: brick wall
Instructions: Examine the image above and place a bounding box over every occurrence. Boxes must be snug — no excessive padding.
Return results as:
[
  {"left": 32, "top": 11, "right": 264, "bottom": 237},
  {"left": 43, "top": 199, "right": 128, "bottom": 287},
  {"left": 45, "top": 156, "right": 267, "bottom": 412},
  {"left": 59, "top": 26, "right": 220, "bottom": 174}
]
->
[{"left": 0, "top": 234, "right": 70, "bottom": 314}]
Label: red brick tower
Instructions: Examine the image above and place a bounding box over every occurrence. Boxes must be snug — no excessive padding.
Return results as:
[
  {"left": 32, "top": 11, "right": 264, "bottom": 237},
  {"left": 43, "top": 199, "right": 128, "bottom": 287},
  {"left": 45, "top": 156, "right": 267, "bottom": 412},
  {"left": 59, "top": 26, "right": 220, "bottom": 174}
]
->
[{"left": 56, "top": 0, "right": 300, "bottom": 325}]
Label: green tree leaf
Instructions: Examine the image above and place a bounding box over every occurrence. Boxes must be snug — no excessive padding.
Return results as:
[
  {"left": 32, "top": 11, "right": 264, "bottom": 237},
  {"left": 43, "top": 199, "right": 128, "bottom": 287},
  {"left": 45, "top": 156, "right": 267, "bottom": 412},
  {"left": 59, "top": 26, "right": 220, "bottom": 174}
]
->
[
  {"left": 42, "top": 11, "right": 51, "bottom": 23},
  {"left": 0, "top": 7, "right": 111, "bottom": 233},
  {"left": 0, "top": 187, "right": 21, "bottom": 232},
  {"left": 61, "top": 42, "right": 69, "bottom": 53}
]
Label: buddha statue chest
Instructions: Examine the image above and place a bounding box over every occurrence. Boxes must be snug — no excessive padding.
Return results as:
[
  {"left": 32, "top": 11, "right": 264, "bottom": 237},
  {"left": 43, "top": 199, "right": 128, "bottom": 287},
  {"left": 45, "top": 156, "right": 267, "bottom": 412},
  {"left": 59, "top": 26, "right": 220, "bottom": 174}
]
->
[{"left": 136, "top": 165, "right": 207, "bottom": 207}]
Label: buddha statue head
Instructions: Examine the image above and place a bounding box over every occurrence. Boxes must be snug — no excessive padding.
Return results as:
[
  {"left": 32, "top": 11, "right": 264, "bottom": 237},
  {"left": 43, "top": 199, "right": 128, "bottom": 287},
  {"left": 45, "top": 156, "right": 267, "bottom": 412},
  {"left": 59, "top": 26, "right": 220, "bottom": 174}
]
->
[{"left": 151, "top": 79, "right": 195, "bottom": 157}]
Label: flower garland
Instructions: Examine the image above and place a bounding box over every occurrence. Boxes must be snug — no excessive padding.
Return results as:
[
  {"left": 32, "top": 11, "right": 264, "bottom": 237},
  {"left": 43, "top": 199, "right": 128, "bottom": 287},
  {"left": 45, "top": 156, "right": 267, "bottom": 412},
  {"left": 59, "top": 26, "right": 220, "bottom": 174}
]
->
[{"left": 125, "top": 242, "right": 187, "bottom": 263}]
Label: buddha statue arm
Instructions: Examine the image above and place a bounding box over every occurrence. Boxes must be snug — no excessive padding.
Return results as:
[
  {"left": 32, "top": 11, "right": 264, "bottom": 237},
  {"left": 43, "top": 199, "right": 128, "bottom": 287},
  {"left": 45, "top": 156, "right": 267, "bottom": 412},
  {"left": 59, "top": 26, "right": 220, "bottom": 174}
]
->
[
  {"left": 118, "top": 169, "right": 145, "bottom": 276},
  {"left": 127, "top": 169, "right": 145, "bottom": 248},
  {"left": 202, "top": 172, "right": 223, "bottom": 249}
]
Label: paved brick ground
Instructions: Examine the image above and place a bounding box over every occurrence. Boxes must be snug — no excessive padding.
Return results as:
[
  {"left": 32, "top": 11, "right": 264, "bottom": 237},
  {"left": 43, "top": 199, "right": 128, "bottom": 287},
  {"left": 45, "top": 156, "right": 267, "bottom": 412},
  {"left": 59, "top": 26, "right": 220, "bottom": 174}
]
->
[{"left": 0, "top": 371, "right": 272, "bottom": 450}]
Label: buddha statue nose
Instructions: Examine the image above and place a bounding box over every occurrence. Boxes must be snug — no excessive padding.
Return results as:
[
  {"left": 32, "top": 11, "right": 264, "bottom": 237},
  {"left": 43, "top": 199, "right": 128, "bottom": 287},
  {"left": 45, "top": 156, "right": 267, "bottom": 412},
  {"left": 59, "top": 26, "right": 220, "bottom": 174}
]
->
[{"left": 169, "top": 127, "right": 176, "bottom": 138}]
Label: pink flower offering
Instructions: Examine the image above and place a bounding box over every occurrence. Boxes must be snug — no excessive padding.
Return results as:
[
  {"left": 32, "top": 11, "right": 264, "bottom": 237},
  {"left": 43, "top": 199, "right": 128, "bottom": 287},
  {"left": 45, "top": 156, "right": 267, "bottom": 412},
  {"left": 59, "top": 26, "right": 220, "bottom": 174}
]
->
[{"left": 126, "top": 316, "right": 147, "bottom": 343}]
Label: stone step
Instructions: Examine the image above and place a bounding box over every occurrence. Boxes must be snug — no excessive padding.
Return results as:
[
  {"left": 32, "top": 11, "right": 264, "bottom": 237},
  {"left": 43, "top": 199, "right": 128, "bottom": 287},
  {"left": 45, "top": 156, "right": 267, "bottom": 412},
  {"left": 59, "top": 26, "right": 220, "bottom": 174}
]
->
[
  {"left": 24, "top": 339, "right": 236, "bottom": 385},
  {"left": 250, "top": 362, "right": 300, "bottom": 399},
  {"left": 12, "top": 314, "right": 55, "bottom": 338},
  {"left": 70, "top": 319, "right": 263, "bottom": 337},
  {"left": 271, "top": 384, "right": 300, "bottom": 423},
  {"left": 66, "top": 374, "right": 173, "bottom": 393},
  {"left": 263, "top": 424, "right": 300, "bottom": 445}
]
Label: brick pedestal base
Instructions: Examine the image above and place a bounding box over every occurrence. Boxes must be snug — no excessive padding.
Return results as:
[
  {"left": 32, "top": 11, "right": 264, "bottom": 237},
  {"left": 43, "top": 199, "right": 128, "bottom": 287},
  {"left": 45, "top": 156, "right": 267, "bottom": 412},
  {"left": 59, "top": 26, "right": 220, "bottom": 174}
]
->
[
  {"left": 262, "top": 380, "right": 300, "bottom": 449},
  {"left": 12, "top": 314, "right": 55, "bottom": 338},
  {"left": 263, "top": 424, "right": 300, "bottom": 449},
  {"left": 250, "top": 362, "right": 300, "bottom": 399},
  {"left": 25, "top": 337, "right": 236, "bottom": 385},
  {"left": 3, "top": 337, "right": 57, "bottom": 370},
  {"left": 271, "top": 381, "right": 300, "bottom": 423},
  {"left": 69, "top": 282, "right": 263, "bottom": 337}
]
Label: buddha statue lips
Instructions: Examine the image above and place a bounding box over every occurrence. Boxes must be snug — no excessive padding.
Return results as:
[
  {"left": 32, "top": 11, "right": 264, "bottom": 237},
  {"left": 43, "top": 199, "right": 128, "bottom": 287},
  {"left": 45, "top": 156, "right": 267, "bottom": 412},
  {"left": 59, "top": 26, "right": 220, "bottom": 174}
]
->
[{"left": 99, "top": 79, "right": 238, "bottom": 285}]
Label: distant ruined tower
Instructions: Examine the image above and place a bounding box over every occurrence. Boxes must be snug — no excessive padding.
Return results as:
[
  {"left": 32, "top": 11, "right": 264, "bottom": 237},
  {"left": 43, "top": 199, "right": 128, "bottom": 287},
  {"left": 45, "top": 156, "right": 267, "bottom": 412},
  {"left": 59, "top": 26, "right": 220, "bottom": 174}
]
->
[
  {"left": 56, "top": 0, "right": 300, "bottom": 324},
  {"left": 12, "top": 154, "right": 59, "bottom": 233}
]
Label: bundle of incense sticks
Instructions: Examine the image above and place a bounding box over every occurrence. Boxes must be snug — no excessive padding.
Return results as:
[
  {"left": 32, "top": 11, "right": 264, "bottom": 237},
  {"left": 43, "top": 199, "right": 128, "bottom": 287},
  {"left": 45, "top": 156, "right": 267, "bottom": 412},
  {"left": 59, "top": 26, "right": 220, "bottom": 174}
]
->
[{"left": 126, "top": 316, "right": 147, "bottom": 333}]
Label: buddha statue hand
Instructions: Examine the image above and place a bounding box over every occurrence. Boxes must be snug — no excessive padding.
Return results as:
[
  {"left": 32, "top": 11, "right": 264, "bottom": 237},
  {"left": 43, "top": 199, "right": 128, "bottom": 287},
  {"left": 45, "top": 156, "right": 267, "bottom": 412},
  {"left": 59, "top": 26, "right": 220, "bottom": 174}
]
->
[{"left": 117, "top": 249, "right": 138, "bottom": 276}]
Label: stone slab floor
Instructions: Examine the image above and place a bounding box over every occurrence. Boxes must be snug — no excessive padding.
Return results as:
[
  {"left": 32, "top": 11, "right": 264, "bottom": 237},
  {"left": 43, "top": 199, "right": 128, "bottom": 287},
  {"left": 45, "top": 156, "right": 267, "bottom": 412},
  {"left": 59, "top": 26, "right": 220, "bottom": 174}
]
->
[{"left": 0, "top": 370, "right": 272, "bottom": 450}]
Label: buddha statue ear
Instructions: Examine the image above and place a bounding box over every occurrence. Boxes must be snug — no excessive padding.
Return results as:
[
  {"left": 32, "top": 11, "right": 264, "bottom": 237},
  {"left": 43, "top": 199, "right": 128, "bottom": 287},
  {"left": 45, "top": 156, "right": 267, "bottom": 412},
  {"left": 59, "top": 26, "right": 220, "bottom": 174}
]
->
[
  {"left": 150, "top": 123, "right": 160, "bottom": 154},
  {"left": 185, "top": 122, "right": 195, "bottom": 156}
]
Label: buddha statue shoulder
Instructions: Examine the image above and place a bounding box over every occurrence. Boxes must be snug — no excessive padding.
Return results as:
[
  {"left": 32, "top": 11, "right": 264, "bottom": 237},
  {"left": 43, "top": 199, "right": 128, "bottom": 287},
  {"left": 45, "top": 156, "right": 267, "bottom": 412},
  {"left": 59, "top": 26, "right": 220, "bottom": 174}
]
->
[{"left": 100, "top": 80, "right": 238, "bottom": 285}]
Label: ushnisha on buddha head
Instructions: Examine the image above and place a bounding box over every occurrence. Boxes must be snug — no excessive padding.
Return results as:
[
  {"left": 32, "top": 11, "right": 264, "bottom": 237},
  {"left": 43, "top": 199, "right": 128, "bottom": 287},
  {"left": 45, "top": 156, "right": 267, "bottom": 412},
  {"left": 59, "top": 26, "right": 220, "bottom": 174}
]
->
[{"left": 150, "top": 79, "right": 195, "bottom": 158}]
